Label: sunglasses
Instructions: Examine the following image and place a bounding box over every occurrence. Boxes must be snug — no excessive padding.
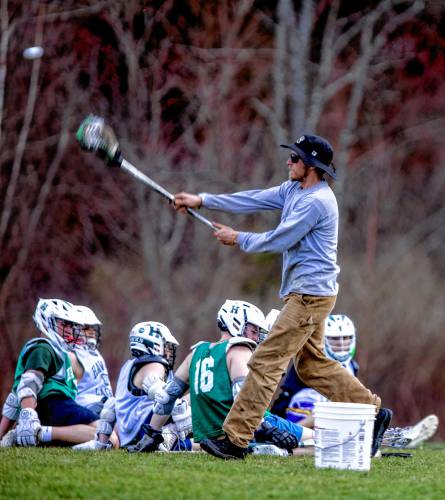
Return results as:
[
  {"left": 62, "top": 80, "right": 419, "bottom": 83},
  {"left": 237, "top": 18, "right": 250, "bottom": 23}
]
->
[{"left": 289, "top": 153, "right": 300, "bottom": 163}]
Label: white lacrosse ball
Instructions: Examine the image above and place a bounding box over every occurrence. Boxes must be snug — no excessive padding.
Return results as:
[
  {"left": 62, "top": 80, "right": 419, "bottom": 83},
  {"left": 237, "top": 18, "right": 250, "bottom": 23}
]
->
[{"left": 22, "top": 46, "right": 44, "bottom": 60}]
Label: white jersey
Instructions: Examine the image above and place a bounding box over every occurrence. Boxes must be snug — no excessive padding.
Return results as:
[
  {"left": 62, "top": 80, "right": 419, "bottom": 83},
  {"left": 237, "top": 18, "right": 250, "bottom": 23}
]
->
[
  {"left": 287, "top": 358, "right": 358, "bottom": 422},
  {"left": 75, "top": 348, "right": 113, "bottom": 412},
  {"left": 115, "top": 355, "right": 170, "bottom": 447}
]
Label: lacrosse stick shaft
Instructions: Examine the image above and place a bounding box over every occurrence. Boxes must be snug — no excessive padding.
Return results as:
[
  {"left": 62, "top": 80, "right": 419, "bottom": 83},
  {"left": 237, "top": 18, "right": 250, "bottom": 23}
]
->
[{"left": 120, "top": 159, "right": 216, "bottom": 230}]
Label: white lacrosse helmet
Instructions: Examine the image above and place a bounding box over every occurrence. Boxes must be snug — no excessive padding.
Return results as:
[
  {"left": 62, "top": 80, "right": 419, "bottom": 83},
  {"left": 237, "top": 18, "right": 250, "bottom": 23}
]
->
[
  {"left": 286, "top": 388, "right": 328, "bottom": 423},
  {"left": 265, "top": 309, "right": 280, "bottom": 330},
  {"left": 74, "top": 305, "right": 102, "bottom": 349},
  {"left": 129, "top": 321, "right": 179, "bottom": 368},
  {"left": 33, "top": 298, "right": 85, "bottom": 351},
  {"left": 324, "top": 314, "right": 356, "bottom": 363},
  {"left": 217, "top": 300, "right": 268, "bottom": 343}
]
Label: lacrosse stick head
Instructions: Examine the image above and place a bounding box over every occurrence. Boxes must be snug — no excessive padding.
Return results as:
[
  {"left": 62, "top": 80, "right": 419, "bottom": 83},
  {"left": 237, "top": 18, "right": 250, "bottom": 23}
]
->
[{"left": 76, "top": 115, "right": 120, "bottom": 163}]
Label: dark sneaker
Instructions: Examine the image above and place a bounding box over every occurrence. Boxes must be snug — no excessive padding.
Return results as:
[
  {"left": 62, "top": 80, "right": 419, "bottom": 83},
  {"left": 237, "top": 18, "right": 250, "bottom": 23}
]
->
[
  {"left": 200, "top": 435, "right": 247, "bottom": 460},
  {"left": 254, "top": 421, "right": 299, "bottom": 451},
  {"left": 372, "top": 407, "right": 393, "bottom": 457}
]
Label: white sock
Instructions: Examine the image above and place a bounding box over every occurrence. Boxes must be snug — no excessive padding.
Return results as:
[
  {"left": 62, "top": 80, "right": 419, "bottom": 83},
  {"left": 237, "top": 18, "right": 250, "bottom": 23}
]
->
[
  {"left": 301, "top": 427, "right": 314, "bottom": 442},
  {"left": 40, "top": 426, "right": 53, "bottom": 442}
]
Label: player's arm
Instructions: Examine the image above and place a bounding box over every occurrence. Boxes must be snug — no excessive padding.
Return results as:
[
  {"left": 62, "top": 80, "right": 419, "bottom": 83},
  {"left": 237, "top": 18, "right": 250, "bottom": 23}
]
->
[
  {"left": 14, "top": 345, "right": 56, "bottom": 446},
  {"left": 69, "top": 351, "right": 85, "bottom": 382},
  {"left": 14, "top": 368, "right": 45, "bottom": 446},
  {"left": 150, "top": 353, "right": 192, "bottom": 428},
  {"left": 226, "top": 345, "right": 253, "bottom": 399},
  {"left": 17, "top": 369, "right": 45, "bottom": 409},
  {"left": 132, "top": 361, "right": 167, "bottom": 398},
  {"left": 127, "top": 355, "right": 192, "bottom": 453}
]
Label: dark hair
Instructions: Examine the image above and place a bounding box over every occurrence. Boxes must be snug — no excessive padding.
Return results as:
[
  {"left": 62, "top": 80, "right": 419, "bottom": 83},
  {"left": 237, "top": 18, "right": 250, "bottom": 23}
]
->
[
  {"left": 314, "top": 167, "right": 325, "bottom": 179},
  {"left": 315, "top": 162, "right": 336, "bottom": 179}
]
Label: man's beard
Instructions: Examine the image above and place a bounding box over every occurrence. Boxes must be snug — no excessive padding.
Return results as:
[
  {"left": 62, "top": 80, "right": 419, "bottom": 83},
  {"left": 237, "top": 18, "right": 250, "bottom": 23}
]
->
[{"left": 290, "top": 165, "right": 309, "bottom": 182}]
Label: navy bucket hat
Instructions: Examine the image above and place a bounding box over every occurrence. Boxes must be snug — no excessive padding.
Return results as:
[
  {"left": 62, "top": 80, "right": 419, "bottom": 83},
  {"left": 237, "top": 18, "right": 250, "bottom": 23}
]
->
[{"left": 280, "top": 134, "right": 337, "bottom": 180}]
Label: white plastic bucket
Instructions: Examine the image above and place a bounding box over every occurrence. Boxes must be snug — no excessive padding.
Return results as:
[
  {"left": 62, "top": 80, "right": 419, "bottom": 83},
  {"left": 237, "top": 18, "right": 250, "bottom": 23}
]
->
[{"left": 313, "top": 402, "right": 376, "bottom": 472}]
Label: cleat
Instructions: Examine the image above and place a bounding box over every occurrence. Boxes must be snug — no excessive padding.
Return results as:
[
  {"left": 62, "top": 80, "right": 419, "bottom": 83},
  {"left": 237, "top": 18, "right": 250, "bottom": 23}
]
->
[
  {"left": 159, "top": 424, "right": 179, "bottom": 452},
  {"left": 72, "top": 439, "right": 112, "bottom": 451},
  {"left": 249, "top": 443, "right": 289, "bottom": 456},
  {"left": 405, "top": 415, "right": 439, "bottom": 449}
]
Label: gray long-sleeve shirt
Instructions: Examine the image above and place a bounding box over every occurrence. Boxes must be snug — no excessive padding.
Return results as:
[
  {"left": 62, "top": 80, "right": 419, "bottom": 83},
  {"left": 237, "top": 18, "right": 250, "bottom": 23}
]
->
[{"left": 200, "top": 180, "right": 339, "bottom": 298}]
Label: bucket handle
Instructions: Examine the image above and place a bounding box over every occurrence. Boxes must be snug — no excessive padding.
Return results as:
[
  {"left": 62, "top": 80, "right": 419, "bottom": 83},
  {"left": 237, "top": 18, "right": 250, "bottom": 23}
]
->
[{"left": 314, "top": 420, "right": 368, "bottom": 450}]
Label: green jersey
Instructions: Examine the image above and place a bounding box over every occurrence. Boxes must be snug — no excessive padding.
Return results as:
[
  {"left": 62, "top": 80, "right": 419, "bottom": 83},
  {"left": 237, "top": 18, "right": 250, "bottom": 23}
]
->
[
  {"left": 189, "top": 341, "right": 234, "bottom": 442},
  {"left": 13, "top": 338, "right": 77, "bottom": 401}
]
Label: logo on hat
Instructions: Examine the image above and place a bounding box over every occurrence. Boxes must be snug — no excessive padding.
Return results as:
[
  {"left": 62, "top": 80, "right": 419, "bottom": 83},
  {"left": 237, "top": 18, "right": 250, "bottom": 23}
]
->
[
  {"left": 297, "top": 136, "right": 305, "bottom": 144},
  {"left": 311, "top": 151, "right": 317, "bottom": 156}
]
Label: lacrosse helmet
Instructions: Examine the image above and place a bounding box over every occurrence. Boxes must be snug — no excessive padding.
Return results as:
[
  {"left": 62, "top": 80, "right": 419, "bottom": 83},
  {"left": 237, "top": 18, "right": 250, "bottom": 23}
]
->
[
  {"left": 217, "top": 300, "right": 269, "bottom": 344},
  {"left": 129, "top": 321, "right": 179, "bottom": 368},
  {"left": 285, "top": 388, "right": 328, "bottom": 423},
  {"left": 74, "top": 305, "right": 102, "bottom": 349},
  {"left": 33, "top": 298, "right": 86, "bottom": 352},
  {"left": 324, "top": 314, "right": 356, "bottom": 364},
  {"left": 265, "top": 309, "right": 280, "bottom": 330}
]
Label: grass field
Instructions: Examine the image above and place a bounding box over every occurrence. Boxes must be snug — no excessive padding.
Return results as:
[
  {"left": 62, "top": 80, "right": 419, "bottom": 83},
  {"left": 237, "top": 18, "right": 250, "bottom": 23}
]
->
[{"left": 1, "top": 446, "right": 444, "bottom": 499}]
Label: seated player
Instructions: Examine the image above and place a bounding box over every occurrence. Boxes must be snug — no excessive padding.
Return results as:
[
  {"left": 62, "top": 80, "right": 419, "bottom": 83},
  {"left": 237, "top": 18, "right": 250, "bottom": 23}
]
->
[
  {"left": 74, "top": 320, "right": 188, "bottom": 451},
  {"left": 0, "top": 299, "right": 99, "bottom": 447},
  {"left": 271, "top": 312, "right": 439, "bottom": 449},
  {"left": 71, "top": 306, "right": 113, "bottom": 416},
  {"left": 129, "top": 300, "right": 312, "bottom": 456}
]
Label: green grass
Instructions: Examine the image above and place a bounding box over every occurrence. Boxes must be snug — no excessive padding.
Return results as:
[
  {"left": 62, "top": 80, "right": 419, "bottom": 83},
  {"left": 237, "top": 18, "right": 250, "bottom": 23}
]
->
[{"left": 1, "top": 446, "right": 444, "bottom": 499}]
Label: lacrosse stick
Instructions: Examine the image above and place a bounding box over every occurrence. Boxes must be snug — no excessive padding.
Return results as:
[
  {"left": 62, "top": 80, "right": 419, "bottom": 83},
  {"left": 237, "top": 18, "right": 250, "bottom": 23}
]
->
[{"left": 76, "top": 115, "right": 216, "bottom": 230}]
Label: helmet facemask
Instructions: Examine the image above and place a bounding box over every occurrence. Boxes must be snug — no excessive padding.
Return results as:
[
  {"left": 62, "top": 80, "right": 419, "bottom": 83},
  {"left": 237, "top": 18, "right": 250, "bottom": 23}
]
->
[
  {"left": 72, "top": 305, "right": 102, "bottom": 351},
  {"left": 164, "top": 341, "right": 177, "bottom": 369},
  {"left": 53, "top": 317, "right": 86, "bottom": 349},
  {"left": 324, "top": 314, "right": 356, "bottom": 363},
  {"left": 83, "top": 325, "right": 101, "bottom": 350},
  {"left": 217, "top": 300, "right": 269, "bottom": 345},
  {"left": 243, "top": 323, "right": 268, "bottom": 344},
  {"left": 325, "top": 334, "right": 355, "bottom": 363}
]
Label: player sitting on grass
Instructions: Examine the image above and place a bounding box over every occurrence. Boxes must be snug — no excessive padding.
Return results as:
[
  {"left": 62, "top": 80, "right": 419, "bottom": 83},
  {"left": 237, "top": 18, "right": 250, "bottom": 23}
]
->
[
  {"left": 74, "top": 320, "right": 190, "bottom": 451},
  {"left": 271, "top": 312, "right": 439, "bottom": 450},
  {"left": 0, "top": 299, "right": 99, "bottom": 447},
  {"left": 71, "top": 306, "right": 113, "bottom": 416},
  {"left": 128, "top": 300, "right": 313, "bottom": 455}
]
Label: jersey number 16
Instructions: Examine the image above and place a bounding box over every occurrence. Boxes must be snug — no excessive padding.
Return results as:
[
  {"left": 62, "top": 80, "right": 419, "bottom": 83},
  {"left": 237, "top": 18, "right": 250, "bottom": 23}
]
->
[{"left": 194, "top": 357, "right": 214, "bottom": 393}]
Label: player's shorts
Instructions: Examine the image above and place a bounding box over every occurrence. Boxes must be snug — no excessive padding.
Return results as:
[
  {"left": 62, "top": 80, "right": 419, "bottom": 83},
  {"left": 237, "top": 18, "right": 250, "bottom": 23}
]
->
[
  {"left": 37, "top": 395, "right": 98, "bottom": 426},
  {"left": 264, "top": 413, "right": 303, "bottom": 441}
]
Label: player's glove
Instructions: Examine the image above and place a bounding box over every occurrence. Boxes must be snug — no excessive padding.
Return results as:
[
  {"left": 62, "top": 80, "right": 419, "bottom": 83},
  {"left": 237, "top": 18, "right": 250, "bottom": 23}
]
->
[
  {"left": 254, "top": 421, "right": 298, "bottom": 451},
  {"left": 127, "top": 424, "right": 164, "bottom": 453},
  {"left": 2, "top": 392, "right": 20, "bottom": 420},
  {"left": 16, "top": 408, "right": 41, "bottom": 447},
  {"left": 171, "top": 399, "right": 192, "bottom": 441}
]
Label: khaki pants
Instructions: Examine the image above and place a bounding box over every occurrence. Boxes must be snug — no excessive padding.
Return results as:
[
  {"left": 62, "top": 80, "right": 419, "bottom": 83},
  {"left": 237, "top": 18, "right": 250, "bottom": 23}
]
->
[{"left": 223, "top": 293, "right": 381, "bottom": 448}]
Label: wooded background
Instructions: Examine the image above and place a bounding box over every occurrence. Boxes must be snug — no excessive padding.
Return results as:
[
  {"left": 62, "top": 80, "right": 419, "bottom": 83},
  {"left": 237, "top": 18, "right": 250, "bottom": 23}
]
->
[{"left": 1, "top": 0, "right": 444, "bottom": 436}]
